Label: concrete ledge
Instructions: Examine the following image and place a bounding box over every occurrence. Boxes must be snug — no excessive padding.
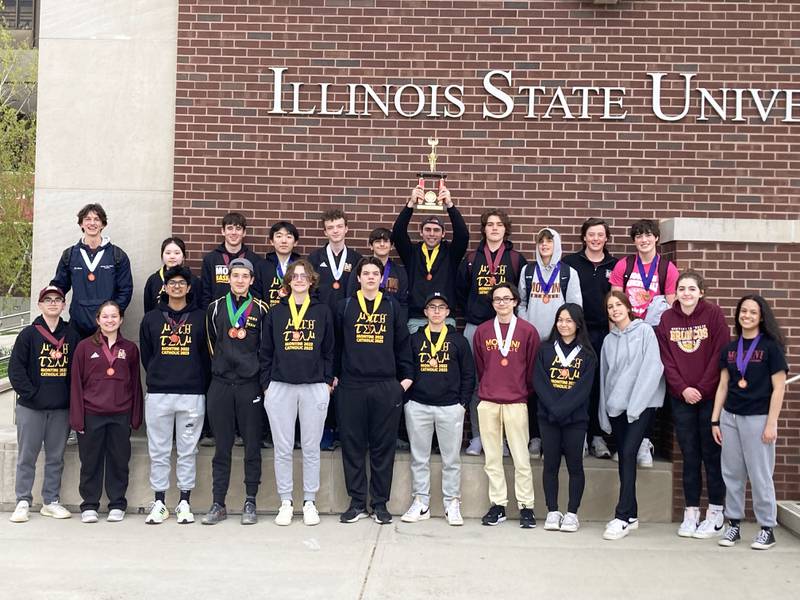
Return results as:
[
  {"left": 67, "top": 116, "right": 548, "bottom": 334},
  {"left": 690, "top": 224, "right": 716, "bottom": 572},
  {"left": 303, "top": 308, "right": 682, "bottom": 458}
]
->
[
  {"left": 778, "top": 500, "right": 800, "bottom": 538},
  {"left": 0, "top": 429, "right": 673, "bottom": 522},
  {"left": 660, "top": 218, "right": 800, "bottom": 244}
]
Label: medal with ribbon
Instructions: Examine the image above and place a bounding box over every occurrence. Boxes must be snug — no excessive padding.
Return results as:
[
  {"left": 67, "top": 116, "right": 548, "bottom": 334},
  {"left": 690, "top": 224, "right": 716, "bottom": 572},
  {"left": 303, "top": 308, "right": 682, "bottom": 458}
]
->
[
  {"left": 554, "top": 340, "right": 582, "bottom": 378},
  {"left": 424, "top": 325, "right": 448, "bottom": 368},
  {"left": 636, "top": 255, "right": 659, "bottom": 292},
  {"left": 101, "top": 341, "right": 118, "bottom": 377},
  {"left": 483, "top": 244, "right": 506, "bottom": 286},
  {"left": 162, "top": 311, "right": 189, "bottom": 344},
  {"left": 221, "top": 250, "right": 244, "bottom": 268},
  {"left": 288, "top": 294, "right": 311, "bottom": 342},
  {"left": 493, "top": 315, "right": 517, "bottom": 367},
  {"left": 80, "top": 247, "right": 106, "bottom": 282},
  {"left": 35, "top": 324, "right": 65, "bottom": 359},
  {"left": 226, "top": 292, "right": 253, "bottom": 340},
  {"left": 421, "top": 244, "right": 440, "bottom": 281},
  {"left": 356, "top": 290, "right": 383, "bottom": 321},
  {"left": 326, "top": 244, "right": 348, "bottom": 290},
  {"left": 735, "top": 334, "right": 762, "bottom": 389},
  {"left": 535, "top": 263, "right": 560, "bottom": 304},
  {"left": 380, "top": 259, "right": 392, "bottom": 290}
]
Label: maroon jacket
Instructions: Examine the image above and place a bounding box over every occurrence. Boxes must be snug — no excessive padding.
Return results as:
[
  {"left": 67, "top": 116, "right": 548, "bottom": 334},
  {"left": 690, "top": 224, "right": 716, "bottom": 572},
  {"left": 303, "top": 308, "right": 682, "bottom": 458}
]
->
[
  {"left": 473, "top": 317, "right": 540, "bottom": 404},
  {"left": 70, "top": 333, "right": 143, "bottom": 431},
  {"left": 655, "top": 299, "right": 730, "bottom": 402}
]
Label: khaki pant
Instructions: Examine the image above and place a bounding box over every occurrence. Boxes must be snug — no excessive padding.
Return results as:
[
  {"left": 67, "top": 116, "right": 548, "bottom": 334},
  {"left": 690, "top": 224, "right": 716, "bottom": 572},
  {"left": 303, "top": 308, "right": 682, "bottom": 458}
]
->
[{"left": 477, "top": 401, "right": 534, "bottom": 508}]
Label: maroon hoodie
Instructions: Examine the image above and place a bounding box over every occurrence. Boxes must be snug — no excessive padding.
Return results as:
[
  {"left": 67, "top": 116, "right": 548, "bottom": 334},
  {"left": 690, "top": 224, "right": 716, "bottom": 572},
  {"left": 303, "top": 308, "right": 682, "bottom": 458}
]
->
[
  {"left": 655, "top": 299, "right": 730, "bottom": 401},
  {"left": 473, "top": 317, "right": 540, "bottom": 404},
  {"left": 70, "top": 333, "right": 143, "bottom": 432}
]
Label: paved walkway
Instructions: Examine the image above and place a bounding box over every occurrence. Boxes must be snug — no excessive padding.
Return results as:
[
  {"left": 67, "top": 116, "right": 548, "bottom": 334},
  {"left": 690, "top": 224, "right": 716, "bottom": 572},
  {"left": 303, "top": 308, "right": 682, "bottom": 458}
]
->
[{"left": 1, "top": 513, "right": 798, "bottom": 599}]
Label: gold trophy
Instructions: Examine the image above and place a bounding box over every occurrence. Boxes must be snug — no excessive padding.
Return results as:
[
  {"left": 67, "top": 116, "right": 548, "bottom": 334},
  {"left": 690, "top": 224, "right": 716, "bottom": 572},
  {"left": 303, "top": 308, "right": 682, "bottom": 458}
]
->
[{"left": 415, "top": 137, "right": 447, "bottom": 212}]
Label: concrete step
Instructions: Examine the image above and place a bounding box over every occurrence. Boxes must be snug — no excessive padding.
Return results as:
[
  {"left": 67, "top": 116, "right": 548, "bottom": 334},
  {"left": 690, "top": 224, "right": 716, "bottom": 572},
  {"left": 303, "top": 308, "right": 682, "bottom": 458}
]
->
[{"left": 0, "top": 427, "right": 673, "bottom": 521}]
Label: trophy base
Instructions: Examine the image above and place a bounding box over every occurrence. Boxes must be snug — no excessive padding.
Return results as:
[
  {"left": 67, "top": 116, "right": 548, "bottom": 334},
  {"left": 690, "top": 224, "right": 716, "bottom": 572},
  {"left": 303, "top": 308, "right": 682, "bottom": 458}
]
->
[
  {"left": 416, "top": 202, "right": 445, "bottom": 212},
  {"left": 415, "top": 172, "right": 447, "bottom": 211}
]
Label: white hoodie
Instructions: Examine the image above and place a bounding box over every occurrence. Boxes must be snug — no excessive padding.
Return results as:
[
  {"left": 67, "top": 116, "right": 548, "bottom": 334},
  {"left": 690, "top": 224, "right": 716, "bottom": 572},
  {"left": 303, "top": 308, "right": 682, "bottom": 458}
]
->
[
  {"left": 518, "top": 228, "right": 582, "bottom": 340},
  {"left": 599, "top": 318, "right": 665, "bottom": 433}
]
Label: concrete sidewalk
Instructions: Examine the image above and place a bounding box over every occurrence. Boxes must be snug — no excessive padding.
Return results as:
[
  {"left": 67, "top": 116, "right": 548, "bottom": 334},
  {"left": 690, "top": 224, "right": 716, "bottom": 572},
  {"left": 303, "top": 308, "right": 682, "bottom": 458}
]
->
[{"left": 1, "top": 514, "right": 798, "bottom": 600}]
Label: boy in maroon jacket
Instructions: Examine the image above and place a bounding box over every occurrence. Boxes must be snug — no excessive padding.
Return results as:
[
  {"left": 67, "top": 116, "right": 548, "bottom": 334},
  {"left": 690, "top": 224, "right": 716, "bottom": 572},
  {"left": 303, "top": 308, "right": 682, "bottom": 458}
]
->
[{"left": 472, "top": 282, "right": 540, "bottom": 528}]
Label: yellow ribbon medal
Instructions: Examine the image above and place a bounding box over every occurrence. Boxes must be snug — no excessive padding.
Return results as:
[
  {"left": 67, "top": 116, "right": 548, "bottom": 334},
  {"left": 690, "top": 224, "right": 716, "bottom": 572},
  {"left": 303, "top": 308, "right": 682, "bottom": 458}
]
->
[
  {"left": 288, "top": 294, "right": 311, "bottom": 341},
  {"left": 424, "top": 325, "right": 447, "bottom": 367},
  {"left": 421, "top": 244, "right": 440, "bottom": 281},
  {"left": 356, "top": 290, "right": 383, "bottom": 318}
]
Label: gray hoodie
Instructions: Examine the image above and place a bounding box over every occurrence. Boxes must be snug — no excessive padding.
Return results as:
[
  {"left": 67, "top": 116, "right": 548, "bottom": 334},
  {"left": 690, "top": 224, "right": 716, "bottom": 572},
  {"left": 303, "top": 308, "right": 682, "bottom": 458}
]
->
[
  {"left": 599, "top": 318, "right": 665, "bottom": 433},
  {"left": 518, "top": 228, "right": 582, "bottom": 340}
]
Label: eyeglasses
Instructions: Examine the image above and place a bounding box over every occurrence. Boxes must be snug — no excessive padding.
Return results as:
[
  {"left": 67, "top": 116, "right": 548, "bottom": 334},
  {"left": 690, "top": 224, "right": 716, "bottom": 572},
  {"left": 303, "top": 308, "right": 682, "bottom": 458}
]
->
[
  {"left": 41, "top": 297, "right": 64, "bottom": 305},
  {"left": 166, "top": 280, "right": 188, "bottom": 288},
  {"left": 426, "top": 304, "right": 448, "bottom": 312},
  {"left": 291, "top": 273, "right": 309, "bottom": 281},
  {"left": 492, "top": 296, "right": 515, "bottom": 304}
]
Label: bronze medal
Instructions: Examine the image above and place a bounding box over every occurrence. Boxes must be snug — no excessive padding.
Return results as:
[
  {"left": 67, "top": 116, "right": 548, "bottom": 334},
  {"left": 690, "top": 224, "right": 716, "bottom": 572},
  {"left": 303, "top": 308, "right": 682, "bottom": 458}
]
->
[
  {"left": 332, "top": 281, "right": 340, "bottom": 290},
  {"left": 542, "top": 295, "right": 550, "bottom": 304},
  {"left": 738, "top": 378, "right": 748, "bottom": 389},
  {"left": 169, "top": 334, "right": 180, "bottom": 344},
  {"left": 292, "top": 331, "right": 302, "bottom": 341},
  {"left": 228, "top": 327, "right": 238, "bottom": 339},
  {"left": 106, "top": 367, "right": 115, "bottom": 377},
  {"left": 425, "top": 273, "right": 433, "bottom": 281},
  {"left": 560, "top": 368, "right": 570, "bottom": 378},
  {"left": 500, "top": 358, "right": 509, "bottom": 367},
  {"left": 87, "top": 272, "right": 96, "bottom": 282},
  {"left": 54, "top": 351, "right": 63, "bottom": 360},
  {"left": 278, "top": 287, "right": 288, "bottom": 298},
  {"left": 428, "top": 357, "right": 438, "bottom": 368},
  {"left": 49, "top": 349, "right": 58, "bottom": 359},
  {"left": 488, "top": 276, "right": 496, "bottom": 286},
  {"left": 237, "top": 328, "right": 247, "bottom": 340}
]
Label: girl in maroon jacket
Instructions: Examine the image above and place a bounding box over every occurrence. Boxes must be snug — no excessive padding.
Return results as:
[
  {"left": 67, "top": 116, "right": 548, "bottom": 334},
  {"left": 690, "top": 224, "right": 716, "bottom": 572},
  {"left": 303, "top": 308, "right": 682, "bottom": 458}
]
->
[
  {"left": 70, "top": 300, "right": 143, "bottom": 524},
  {"left": 655, "top": 271, "right": 729, "bottom": 539}
]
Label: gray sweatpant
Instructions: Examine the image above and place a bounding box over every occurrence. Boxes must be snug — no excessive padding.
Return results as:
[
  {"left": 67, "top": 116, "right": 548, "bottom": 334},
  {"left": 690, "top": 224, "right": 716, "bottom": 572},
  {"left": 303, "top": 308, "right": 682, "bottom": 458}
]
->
[
  {"left": 145, "top": 393, "right": 205, "bottom": 492},
  {"left": 15, "top": 404, "right": 70, "bottom": 504},
  {"left": 264, "top": 381, "right": 329, "bottom": 502},
  {"left": 720, "top": 409, "right": 777, "bottom": 527},
  {"left": 463, "top": 322, "right": 481, "bottom": 438},
  {"left": 405, "top": 400, "right": 465, "bottom": 507}
]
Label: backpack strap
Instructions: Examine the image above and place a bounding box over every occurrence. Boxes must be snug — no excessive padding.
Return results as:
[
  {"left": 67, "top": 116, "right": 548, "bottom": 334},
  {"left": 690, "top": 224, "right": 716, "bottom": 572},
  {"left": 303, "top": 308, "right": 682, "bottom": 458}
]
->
[
  {"left": 558, "top": 262, "right": 571, "bottom": 296},
  {"left": 621, "top": 254, "right": 637, "bottom": 292},
  {"left": 623, "top": 254, "right": 670, "bottom": 295}
]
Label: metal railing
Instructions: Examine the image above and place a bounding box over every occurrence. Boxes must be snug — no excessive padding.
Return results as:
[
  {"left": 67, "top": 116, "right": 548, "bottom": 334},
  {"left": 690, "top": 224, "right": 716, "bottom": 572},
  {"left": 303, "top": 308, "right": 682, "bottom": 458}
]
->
[
  {"left": 0, "top": 309, "right": 30, "bottom": 335},
  {"left": 0, "top": 0, "right": 34, "bottom": 29}
]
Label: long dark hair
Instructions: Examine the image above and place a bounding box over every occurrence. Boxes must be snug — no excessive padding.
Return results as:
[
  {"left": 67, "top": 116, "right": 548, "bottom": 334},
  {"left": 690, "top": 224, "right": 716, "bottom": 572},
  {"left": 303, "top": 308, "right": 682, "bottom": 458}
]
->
[
  {"left": 734, "top": 294, "right": 785, "bottom": 349},
  {"left": 547, "top": 303, "right": 596, "bottom": 358},
  {"left": 91, "top": 300, "right": 123, "bottom": 345}
]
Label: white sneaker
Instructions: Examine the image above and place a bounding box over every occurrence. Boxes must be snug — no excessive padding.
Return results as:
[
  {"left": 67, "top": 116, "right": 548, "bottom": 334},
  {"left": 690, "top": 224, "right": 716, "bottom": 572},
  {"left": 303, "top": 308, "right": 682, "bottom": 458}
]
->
[
  {"left": 445, "top": 499, "right": 463, "bottom": 526},
  {"left": 603, "top": 518, "right": 632, "bottom": 540},
  {"left": 528, "top": 437, "right": 542, "bottom": 458},
  {"left": 67, "top": 431, "right": 78, "bottom": 446},
  {"left": 401, "top": 497, "right": 430, "bottom": 523},
  {"left": 145, "top": 500, "right": 169, "bottom": 525},
  {"left": 275, "top": 499, "right": 294, "bottom": 526},
  {"left": 591, "top": 436, "right": 612, "bottom": 459},
  {"left": 678, "top": 507, "right": 700, "bottom": 538},
  {"left": 10, "top": 500, "right": 30, "bottom": 523},
  {"left": 303, "top": 501, "right": 320, "bottom": 526},
  {"left": 40, "top": 501, "right": 72, "bottom": 519},
  {"left": 175, "top": 500, "right": 195, "bottom": 524},
  {"left": 636, "top": 438, "right": 654, "bottom": 468},
  {"left": 560, "top": 512, "right": 580, "bottom": 532},
  {"left": 107, "top": 509, "right": 125, "bottom": 522},
  {"left": 693, "top": 506, "right": 725, "bottom": 539},
  {"left": 583, "top": 439, "right": 588, "bottom": 458},
  {"left": 465, "top": 437, "right": 482, "bottom": 456},
  {"left": 544, "top": 511, "right": 563, "bottom": 531},
  {"left": 81, "top": 510, "right": 99, "bottom": 523}
]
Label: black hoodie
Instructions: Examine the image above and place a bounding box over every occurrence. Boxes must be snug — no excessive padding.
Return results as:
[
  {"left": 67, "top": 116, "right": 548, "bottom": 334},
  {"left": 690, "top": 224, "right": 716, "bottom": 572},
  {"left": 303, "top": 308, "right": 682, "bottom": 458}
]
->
[
  {"left": 257, "top": 251, "right": 303, "bottom": 308},
  {"left": 206, "top": 293, "right": 269, "bottom": 383},
  {"left": 533, "top": 339, "right": 597, "bottom": 426},
  {"left": 409, "top": 325, "right": 475, "bottom": 406},
  {"left": 260, "top": 296, "right": 335, "bottom": 389},
  {"left": 8, "top": 316, "right": 81, "bottom": 410},
  {"left": 139, "top": 300, "right": 210, "bottom": 394},
  {"left": 200, "top": 243, "right": 263, "bottom": 309},
  {"left": 562, "top": 248, "right": 618, "bottom": 331},
  {"left": 457, "top": 239, "right": 528, "bottom": 325}
]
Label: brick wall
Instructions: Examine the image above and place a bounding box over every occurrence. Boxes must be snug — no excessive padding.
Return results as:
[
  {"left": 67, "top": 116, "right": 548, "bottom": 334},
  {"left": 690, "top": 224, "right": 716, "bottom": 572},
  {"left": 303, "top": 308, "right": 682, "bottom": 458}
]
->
[{"left": 173, "top": 0, "right": 800, "bottom": 515}]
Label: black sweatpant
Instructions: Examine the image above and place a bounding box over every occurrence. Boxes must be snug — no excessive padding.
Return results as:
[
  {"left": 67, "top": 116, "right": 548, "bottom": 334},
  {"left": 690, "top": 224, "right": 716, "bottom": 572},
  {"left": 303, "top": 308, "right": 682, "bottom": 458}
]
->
[
  {"left": 610, "top": 407, "right": 655, "bottom": 521},
  {"left": 539, "top": 419, "right": 587, "bottom": 514},
  {"left": 671, "top": 396, "right": 725, "bottom": 507},
  {"left": 527, "top": 397, "right": 540, "bottom": 439},
  {"left": 77, "top": 412, "right": 131, "bottom": 512},
  {"left": 337, "top": 379, "right": 403, "bottom": 509},
  {"left": 587, "top": 327, "right": 608, "bottom": 438},
  {"left": 207, "top": 378, "right": 264, "bottom": 505}
]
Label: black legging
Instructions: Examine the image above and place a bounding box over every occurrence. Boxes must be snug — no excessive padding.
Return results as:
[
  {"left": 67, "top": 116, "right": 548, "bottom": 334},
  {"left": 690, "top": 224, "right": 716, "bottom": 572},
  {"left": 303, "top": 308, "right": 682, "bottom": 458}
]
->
[{"left": 538, "top": 419, "right": 587, "bottom": 514}]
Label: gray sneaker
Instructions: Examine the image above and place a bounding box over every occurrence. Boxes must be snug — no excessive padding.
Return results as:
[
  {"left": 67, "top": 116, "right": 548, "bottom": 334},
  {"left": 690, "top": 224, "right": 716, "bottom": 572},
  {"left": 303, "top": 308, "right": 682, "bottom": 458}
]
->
[
  {"left": 241, "top": 500, "right": 258, "bottom": 525},
  {"left": 201, "top": 502, "right": 227, "bottom": 525}
]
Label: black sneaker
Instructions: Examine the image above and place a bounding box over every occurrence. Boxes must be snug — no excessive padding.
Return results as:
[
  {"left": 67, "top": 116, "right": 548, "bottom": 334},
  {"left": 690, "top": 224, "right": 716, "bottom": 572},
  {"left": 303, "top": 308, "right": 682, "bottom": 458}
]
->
[
  {"left": 372, "top": 505, "right": 393, "bottom": 525},
  {"left": 481, "top": 505, "right": 506, "bottom": 526},
  {"left": 340, "top": 505, "right": 369, "bottom": 523},
  {"left": 201, "top": 502, "right": 227, "bottom": 525},
  {"left": 718, "top": 522, "right": 741, "bottom": 547},
  {"left": 519, "top": 507, "right": 536, "bottom": 529},
  {"left": 241, "top": 500, "right": 257, "bottom": 525},
  {"left": 751, "top": 527, "right": 776, "bottom": 550}
]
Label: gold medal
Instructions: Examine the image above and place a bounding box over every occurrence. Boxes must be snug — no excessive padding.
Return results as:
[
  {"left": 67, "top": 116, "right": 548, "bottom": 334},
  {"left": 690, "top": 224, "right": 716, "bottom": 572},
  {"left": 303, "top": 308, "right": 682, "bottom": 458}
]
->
[
  {"left": 424, "top": 190, "right": 438, "bottom": 204},
  {"left": 237, "top": 328, "right": 247, "bottom": 340}
]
